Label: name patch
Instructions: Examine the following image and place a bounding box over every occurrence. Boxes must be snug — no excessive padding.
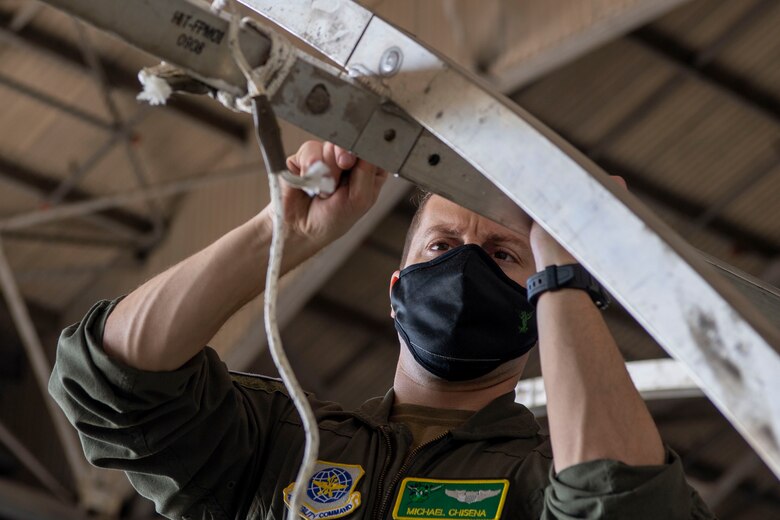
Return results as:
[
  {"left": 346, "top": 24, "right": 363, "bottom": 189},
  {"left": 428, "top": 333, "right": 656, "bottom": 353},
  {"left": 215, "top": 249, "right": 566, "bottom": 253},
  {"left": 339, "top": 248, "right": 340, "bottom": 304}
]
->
[{"left": 392, "top": 478, "right": 509, "bottom": 519}]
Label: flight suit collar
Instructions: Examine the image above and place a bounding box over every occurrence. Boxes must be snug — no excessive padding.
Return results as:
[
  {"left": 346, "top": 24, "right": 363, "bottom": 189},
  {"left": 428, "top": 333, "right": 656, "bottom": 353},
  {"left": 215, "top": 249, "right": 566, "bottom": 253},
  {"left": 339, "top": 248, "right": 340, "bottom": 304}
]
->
[{"left": 354, "top": 388, "right": 541, "bottom": 440}]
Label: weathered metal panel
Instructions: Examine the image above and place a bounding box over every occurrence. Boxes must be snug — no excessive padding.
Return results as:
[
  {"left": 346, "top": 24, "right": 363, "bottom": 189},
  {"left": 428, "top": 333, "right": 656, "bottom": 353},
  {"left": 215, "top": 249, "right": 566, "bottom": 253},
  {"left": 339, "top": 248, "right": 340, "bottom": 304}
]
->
[{"left": 243, "top": 0, "right": 780, "bottom": 477}]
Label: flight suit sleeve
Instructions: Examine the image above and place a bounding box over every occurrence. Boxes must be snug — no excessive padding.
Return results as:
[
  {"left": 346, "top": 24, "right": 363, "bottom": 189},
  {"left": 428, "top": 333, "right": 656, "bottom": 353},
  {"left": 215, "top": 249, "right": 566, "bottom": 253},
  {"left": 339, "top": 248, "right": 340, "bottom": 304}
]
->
[
  {"left": 541, "top": 448, "right": 716, "bottom": 519},
  {"left": 48, "top": 299, "right": 296, "bottom": 520}
]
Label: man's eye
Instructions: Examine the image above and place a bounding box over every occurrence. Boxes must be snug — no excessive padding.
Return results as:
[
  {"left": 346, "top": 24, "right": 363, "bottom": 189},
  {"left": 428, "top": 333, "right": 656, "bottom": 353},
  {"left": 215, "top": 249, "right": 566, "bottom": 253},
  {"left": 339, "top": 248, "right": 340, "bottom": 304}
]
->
[
  {"left": 430, "top": 242, "right": 451, "bottom": 251},
  {"left": 494, "top": 250, "right": 514, "bottom": 262}
]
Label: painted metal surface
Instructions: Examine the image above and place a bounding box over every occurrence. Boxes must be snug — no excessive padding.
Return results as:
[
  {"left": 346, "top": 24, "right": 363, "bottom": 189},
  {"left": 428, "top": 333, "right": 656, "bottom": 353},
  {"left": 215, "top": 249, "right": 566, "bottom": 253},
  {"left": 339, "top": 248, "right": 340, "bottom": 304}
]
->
[
  {"left": 35, "top": 0, "right": 780, "bottom": 477},
  {"left": 241, "top": 0, "right": 780, "bottom": 478},
  {"left": 42, "top": 0, "right": 271, "bottom": 95},
  {"left": 516, "top": 359, "right": 703, "bottom": 414}
]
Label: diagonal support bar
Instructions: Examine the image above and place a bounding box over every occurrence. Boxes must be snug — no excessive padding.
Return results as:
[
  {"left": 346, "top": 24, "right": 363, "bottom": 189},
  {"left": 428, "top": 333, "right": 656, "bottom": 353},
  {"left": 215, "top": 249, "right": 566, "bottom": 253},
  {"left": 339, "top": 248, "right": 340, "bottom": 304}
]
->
[
  {"left": 37, "top": 0, "right": 780, "bottom": 479},
  {"left": 516, "top": 359, "right": 704, "bottom": 415},
  {"left": 0, "top": 239, "right": 89, "bottom": 490},
  {"left": 0, "top": 6, "right": 248, "bottom": 143},
  {"left": 241, "top": 0, "right": 780, "bottom": 479}
]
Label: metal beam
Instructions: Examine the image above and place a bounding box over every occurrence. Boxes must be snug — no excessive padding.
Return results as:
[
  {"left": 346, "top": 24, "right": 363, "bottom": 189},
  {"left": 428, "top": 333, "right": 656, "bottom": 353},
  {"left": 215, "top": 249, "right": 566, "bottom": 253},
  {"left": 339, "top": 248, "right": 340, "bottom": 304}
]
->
[
  {"left": 544, "top": 129, "right": 780, "bottom": 258},
  {"left": 0, "top": 421, "right": 73, "bottom": 503},
  {"left": 696, "top": 451, "right": 764, "bottom": 510},
  {"left": 516, "top": 359, "right": 704, "bottom": 414},
  {"left": 8, "top": 2, "right": 43, "bottom": 33},
  {"left": 0, "top": 239, "right": 89, "bottom": 490},
  {"left": 244, "top": 0, "right": 780, "bottom": 478},
  {"left": 0, "top": 71, "right": 113, "bottom": 131},
  {"left": 0, "top": 162, "right": 263, "bottom": 232},
  {"left": 2, "top": 229, "right": 135, "bottom": 249},
  {"left": 71, "top": 21, "right": 165, "bottom": 236},
  {"left": 490, "top": 0, "right": 692, "bottom": 93},
  {"left": 694, "top": 154, "right": 780, "bottom": 230},
  {"left": 585, "top": 0, "right": 777, "bottom": 161},
  {"left": 308, "top": 294, "right": 395, "bottom": 336},
  {"left": 631, "top": 25, "right": 780, "bottom": 124},
  {"left": 0, "top": 7, "right": 247, "bottom": 143},
  {"left": 0, "top": 478, "right": 89, "bottom": 520},
  {"left": 225, "top": 176, "right": 412, "bottom": 369},
  {"left": 35, "top": 0, "right": 780, "bottom": 479},
  {"left": 0, "top": 155, "right": 155, "bottom": 236}
]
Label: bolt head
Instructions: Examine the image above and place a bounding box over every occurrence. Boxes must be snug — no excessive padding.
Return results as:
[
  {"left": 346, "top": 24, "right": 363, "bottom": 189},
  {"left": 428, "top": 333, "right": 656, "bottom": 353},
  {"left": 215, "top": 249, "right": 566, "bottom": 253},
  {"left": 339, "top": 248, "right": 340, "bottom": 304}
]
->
[{"left": 379, "top": 47, "right": 403, "bottom": 76}]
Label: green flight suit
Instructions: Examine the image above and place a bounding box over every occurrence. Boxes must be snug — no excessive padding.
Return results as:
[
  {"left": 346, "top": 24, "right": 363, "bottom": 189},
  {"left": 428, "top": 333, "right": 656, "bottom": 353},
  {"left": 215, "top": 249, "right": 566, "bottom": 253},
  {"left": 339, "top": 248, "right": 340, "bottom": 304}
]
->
[{"left": 49, "top": 299, "right": 715, "bottom": 520}]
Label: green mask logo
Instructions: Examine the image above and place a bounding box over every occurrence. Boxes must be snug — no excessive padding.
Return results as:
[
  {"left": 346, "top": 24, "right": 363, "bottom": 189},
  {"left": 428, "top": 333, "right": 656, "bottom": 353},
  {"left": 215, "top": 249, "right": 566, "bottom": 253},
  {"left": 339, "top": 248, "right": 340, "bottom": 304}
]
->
[{"left": 518, "top": 310, "right": 534, "bottom": 334}]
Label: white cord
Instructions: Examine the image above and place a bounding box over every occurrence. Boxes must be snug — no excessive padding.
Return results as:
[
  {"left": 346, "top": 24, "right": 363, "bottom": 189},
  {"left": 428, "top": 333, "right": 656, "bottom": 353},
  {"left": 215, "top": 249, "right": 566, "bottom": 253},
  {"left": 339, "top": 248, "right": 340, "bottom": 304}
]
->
[
  {"left": 224, "top": 4, "right": 325, "bottom": 517},
  {"left": 265, "top": 172, "right": 321, "bottom": 520}
]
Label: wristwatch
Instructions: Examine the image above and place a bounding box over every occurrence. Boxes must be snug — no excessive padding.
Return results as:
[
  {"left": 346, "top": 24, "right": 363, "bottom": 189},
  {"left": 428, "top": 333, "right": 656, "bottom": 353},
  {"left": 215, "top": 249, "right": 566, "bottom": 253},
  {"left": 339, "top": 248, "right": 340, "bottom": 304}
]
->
[{"left": 526, "top": 264, "right": 611, "bottom": 309}]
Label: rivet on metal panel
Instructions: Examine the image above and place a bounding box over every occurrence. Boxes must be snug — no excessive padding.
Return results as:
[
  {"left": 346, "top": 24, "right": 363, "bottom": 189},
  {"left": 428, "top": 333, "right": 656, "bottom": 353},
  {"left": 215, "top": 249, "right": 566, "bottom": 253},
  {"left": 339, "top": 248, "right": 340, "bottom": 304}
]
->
[
  {"left": 305, "top": 83, "right": 330, "bottom": 114},
  {"left": 383, "top": 129, "right": 396, "bottom": 142},
  {"left": 428, "top": 154, "right": 441, "bottom": 166},
  {"left": 379, "top": 47, "right": 403, "bottom": 77}
]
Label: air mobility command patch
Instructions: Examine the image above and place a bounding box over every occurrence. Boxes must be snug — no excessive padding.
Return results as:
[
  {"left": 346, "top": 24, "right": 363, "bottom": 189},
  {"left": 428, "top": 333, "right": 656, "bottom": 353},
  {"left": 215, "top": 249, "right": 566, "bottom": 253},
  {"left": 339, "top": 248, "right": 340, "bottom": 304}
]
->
[
  {"left": 283, "top": 461, "right": 365, "bottom": 519},
  {"left": 392, "top": 478, "right": 509, "bottom": 519}
]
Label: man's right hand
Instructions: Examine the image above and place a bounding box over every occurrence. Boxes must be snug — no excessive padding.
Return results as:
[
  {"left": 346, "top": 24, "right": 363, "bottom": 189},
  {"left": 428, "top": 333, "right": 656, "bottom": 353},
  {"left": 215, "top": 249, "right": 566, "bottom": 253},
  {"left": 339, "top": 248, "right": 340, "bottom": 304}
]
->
[
  {"left": 260, "top": 140, "right": 388, "bottom": 254},
  {"left": 102, "top": 140, "right": 387, "bottom": 371}
]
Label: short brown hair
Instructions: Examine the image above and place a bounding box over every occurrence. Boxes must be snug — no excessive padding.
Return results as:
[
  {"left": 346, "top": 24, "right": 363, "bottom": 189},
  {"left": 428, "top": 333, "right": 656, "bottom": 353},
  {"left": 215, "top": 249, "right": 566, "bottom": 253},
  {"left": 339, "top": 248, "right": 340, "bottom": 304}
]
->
[{"left": 400, "top": 190, "right": 433, "bottom": 268}]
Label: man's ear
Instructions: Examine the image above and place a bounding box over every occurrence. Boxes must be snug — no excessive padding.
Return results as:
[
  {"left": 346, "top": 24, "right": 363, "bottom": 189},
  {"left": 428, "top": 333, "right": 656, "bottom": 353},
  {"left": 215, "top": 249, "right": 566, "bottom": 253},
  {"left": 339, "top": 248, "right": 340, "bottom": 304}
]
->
[{"left": 389, "top": 270, "right": 400, "bottom": 318}]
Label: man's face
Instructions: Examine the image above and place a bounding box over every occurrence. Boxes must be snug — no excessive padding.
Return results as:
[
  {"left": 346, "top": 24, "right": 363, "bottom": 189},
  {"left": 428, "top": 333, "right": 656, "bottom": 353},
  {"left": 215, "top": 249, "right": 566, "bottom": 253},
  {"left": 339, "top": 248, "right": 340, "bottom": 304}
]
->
[{"left": 402, "top": 195, "right": 536, "bottom": 286}]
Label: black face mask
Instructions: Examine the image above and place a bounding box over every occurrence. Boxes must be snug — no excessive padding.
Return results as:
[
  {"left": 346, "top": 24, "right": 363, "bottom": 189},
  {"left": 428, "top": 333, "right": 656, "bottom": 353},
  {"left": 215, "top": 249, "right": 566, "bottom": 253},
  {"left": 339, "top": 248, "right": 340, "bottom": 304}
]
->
[{"left": 391, "top": 244, "right": 538, "bottom": 381}]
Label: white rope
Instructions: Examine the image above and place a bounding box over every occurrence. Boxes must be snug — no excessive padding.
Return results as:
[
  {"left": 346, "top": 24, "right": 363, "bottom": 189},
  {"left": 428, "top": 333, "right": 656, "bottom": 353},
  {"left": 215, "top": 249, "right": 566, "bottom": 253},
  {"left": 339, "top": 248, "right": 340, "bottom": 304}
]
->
[
  {"left": 264, "top": 172, "right": 321, "bottom": 520},
  {"left": 223, "top": 4, "right": 327, "bottom": 517}
]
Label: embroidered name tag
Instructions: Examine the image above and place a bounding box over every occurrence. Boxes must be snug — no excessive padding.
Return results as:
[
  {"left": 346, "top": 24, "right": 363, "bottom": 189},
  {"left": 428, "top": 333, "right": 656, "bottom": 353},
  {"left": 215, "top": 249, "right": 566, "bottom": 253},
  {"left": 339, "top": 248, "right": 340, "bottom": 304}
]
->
[
  {"left": 283, "top": 461, "right": 365, "bottom": 519},
  {"left": 392, "top": 478, "right": 509, "bottom": 519}
]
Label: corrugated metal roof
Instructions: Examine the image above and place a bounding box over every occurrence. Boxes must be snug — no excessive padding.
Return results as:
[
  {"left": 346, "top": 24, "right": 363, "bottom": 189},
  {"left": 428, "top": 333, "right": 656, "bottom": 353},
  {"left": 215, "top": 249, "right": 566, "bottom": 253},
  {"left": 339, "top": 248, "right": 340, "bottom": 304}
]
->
[{"left": 2, "top": 0, "right": 779, "bottom": 514}]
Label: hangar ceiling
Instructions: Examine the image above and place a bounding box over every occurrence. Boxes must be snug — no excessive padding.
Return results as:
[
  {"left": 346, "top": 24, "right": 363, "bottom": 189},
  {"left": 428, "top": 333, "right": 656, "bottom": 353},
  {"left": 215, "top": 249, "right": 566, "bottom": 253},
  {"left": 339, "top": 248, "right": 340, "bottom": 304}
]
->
[{"left": 0, "top": 0, "right": 778, "bottom": 518}]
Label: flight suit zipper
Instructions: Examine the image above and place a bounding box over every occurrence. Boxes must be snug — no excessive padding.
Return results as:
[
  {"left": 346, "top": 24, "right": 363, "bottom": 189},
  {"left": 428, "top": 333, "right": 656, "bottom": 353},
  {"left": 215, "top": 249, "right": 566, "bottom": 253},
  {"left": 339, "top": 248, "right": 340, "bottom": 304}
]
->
[
  {"left": 372, "top": 425, "right": 394, "bottom": 518},
  {"left": 372, "top": 431, "right": 450, "bottom": 519}
]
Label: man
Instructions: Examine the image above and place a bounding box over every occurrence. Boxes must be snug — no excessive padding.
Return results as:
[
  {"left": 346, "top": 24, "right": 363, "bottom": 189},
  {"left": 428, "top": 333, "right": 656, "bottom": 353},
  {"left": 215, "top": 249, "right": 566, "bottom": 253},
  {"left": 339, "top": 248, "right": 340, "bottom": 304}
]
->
[{"left": 50, "top": 141, "right": 713, "bottom": 519}]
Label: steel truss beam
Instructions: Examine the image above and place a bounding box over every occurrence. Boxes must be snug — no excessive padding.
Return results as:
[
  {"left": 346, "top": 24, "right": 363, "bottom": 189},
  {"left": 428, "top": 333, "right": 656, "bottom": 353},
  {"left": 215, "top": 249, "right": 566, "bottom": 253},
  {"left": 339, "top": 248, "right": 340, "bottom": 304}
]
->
[
  {"left": 0, "top": 71, "right": 114, "bottom": 131},
  {"left": 0, "top": 7, "right": 247, "bottom": 143},
  {"left": 632, "top": 25, "right": 780, "bottom": 124},
  {"left": 0, "top": 155, "right": 154, "bottom": 236},
  {"left": 548, "top": 129, "right": 780, "bottom": 258},
  {"left": 38, "top": 0, "right": 780, "bottom": 480},
  {"left": 516, "top": 359, "right": 703, "bottom": 415},
  {"left": 0, "top": 239, "right": 89, "bottom": 495},
  {"left": 0, "top": 478, "right": 89, "bottom": 520}
]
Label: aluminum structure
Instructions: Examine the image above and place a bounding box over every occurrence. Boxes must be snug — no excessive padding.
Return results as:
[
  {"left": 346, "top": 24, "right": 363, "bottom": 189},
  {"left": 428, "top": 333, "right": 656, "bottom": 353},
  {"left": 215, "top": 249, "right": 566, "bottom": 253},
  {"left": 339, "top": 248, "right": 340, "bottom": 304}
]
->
[
  {"left": 24, "top": 0, "right": 780, "bottom": 486},
  {"left": 515, "top": 359, "right": 703, "bottom": 416}
]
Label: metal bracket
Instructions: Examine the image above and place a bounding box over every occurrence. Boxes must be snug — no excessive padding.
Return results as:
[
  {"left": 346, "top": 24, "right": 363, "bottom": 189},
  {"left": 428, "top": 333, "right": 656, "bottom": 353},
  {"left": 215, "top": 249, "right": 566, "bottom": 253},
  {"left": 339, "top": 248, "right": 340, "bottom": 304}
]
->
[{"left": 34, "top": 0, "right": 780, "bottom": 480}]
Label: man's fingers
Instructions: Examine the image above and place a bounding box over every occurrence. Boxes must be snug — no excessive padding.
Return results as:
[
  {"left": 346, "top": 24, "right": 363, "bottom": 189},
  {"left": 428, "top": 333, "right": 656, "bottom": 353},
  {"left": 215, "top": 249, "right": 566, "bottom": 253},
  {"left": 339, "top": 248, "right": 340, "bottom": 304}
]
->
[
  {"left": 321, "top": 142, "right": 343, "bottom": 190},
  {"left": 288, "top": 140, "right": 323, "bottom": 174},
  {"left": 373, "top": 168, "right": 389, "bottom": 199},
  {"left": 610, "top": 175, "right": 628, "bottom": 190},
  {"left": 334, "top": 144, "right": 357, "bottom": 170},
  {"left": 348, "top": 159, "right": 380, "bottom": 209}
]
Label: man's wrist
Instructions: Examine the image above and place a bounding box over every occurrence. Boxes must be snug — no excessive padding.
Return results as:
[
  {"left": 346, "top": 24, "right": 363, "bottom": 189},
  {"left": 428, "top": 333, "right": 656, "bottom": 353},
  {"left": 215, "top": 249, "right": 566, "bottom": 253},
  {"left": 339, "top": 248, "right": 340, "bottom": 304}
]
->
[
  {"left": 527, "top": 264, "right": 611, "bottom": 309},
  {"left": 533, "top": 248, "right": 577, "bottom": 272},
  {"left": 251, "top": 211, "right": 319, "bottom": 274}
]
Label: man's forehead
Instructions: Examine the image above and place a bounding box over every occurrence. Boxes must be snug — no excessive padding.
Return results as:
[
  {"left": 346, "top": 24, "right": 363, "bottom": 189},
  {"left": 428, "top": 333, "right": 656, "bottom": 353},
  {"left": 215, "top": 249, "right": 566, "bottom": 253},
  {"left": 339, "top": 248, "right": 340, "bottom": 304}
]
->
[{"left": 416, "top": 195, "right": 530, "bottom": 240}]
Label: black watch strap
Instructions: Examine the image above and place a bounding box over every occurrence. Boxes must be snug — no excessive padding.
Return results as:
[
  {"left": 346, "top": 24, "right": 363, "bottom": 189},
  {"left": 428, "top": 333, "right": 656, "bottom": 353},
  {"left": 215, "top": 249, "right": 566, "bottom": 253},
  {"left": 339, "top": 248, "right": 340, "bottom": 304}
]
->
[{"left": 526, "top": 264, "right": 610, "bottom": 309}]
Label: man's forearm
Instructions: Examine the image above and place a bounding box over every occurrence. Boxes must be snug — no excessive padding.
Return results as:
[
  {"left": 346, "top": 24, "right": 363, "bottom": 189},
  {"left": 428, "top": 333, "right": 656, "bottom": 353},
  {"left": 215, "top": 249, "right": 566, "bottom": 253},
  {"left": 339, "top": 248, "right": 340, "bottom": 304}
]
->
[
  {"left": 102, "top": 212, "right": 315, "bottom": 371},
  {"left": 534, "top": 248, "right": 665, "bottom": 472},
  {"left": 537, "top": 288, "right": 665, "bottom": 471}
]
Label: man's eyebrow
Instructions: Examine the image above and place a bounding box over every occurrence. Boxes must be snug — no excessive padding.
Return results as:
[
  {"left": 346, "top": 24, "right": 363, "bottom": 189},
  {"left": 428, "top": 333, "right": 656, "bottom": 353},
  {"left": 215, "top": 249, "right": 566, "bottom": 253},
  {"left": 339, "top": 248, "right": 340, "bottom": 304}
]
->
[
  {"left": 484, "top": 232, "right": 530, "bottom": 249},
  {"left": 420, "top": 224, "right": 461, "bottom": 239}
]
